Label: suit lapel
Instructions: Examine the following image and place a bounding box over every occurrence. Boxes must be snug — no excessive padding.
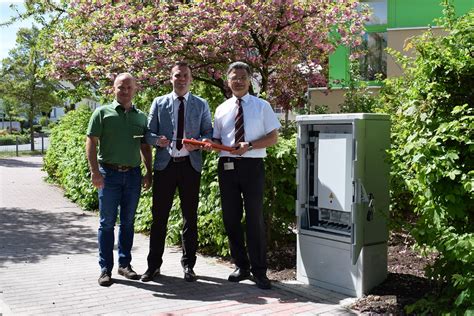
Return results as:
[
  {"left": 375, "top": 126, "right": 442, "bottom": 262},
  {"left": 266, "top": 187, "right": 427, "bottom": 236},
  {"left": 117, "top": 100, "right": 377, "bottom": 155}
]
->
[
  {"left": 165, "top": 93, "right": 196, "bottom": 137},
  {"left": 165, "top": 93, "right": 175, "bottom": 127},
  {"left": 185, "top": 94, "right": 195, "bottom": 136}
]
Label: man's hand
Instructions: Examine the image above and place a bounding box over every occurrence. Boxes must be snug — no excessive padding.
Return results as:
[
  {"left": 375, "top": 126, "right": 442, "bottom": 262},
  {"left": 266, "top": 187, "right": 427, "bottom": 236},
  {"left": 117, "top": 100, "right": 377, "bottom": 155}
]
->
[
  {"left": 200, "top": 138, "right": 217, "bottom": 152},
  {"left": 91, "top": 172, "right": 104, "bottom": 189},
  {"left": 230, "top": 142, "right": 251, "bottom": 156},
  {"left": 142, "top": 171, "right": 152, "bottom": 190},
  {"left": 202, "top": 138, "right": 221, "bottom": 152},
  {"left": 183, "top": 138, "right": 201, "bottom": 151},
  {"left": 156, "top": 135, "right": 170, "bottom": 148}
]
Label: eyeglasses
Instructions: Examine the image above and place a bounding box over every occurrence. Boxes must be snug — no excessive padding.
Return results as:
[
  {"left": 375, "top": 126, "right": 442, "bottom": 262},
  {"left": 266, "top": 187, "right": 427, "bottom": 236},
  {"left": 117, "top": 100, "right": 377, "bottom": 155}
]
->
[{"left": 229, "top": 76, "right": 249, "bottom": 82}]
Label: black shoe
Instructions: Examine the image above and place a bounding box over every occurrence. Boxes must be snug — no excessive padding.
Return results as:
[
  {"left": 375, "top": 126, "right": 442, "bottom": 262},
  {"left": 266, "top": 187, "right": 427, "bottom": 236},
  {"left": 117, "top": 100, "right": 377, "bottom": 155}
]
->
[
  {"left": 118, "top": 265, "right": 140, "bottom": 280},
  {"left": 184, "top": 267, "right": 196, "bottom": 282},
  {"left": 253, "top": 274, "right": 271, "bottom": 290},
  {"left": 228, "top": 268, "right": 251, "bottom": 282},
  {"left": 98, "top": 270, "right": 112, "bottom": 287},
  {"left": 141, "top": 267, "right": 160, "bottom": 282}
]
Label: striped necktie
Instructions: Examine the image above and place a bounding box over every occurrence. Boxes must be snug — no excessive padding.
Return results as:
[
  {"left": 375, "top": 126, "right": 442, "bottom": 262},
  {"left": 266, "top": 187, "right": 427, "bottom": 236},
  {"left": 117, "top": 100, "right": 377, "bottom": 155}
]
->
[{"left": 234, "top": 98, "right": 245, "bottom": 144}]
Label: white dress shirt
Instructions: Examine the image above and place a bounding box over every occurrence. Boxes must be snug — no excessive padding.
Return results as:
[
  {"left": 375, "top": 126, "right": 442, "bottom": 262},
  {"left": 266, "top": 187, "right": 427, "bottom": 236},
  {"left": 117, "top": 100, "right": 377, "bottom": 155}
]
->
[
  {"left": 170, "top": 91, "right": 190, "bottom": 157},
  {"left": 213, "top": 93, "right": 281, "bottom": 158}
]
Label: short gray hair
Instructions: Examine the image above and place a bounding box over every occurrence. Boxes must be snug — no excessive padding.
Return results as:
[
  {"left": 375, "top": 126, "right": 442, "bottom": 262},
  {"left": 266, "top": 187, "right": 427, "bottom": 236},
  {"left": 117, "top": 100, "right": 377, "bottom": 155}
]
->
[
  {"left": 227, "top": 61, "right": 251, "bottom": 77},
  {"left": 114, "top": 72, "right": 136, "bottom": 85}
]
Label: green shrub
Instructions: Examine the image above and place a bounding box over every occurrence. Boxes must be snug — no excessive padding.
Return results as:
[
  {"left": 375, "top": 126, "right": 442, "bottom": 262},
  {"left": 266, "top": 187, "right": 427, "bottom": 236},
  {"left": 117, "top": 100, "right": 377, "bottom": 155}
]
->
[
  {"left": 135, "top": 131, "right": 298, "bottom": 256},
  {"left": 380, "top": 5, "right": 474, "bottom": 314},
  {"left": 45, "top": 104, "right": 297, "bottom": 257},
  {"left": 263, "top": 131, "right": 297, "bottom": 245},
  {"left": 34, "top": 124, "right": 43, "bottom": 132},
  {"left": 0, "top": 134, "right": 30, "bottom": 145},
  {"left": 338, "top": 61, "right": 380, "bottom": 114},
  {"left": 48, "top": 120, "right": 58, "bottom": 128},
  {"left": 43, "top": 106, "right": 98, "bottom": 210},
  {"left": 39, "top": 116, "right": 49, "bottom": 127}
]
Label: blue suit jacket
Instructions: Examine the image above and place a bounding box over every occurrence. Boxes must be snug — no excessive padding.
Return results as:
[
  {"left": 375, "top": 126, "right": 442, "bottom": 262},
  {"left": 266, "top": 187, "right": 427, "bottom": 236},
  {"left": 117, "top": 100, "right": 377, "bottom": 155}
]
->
[{"left": 145, "top": 92, "right": 213, "bottom": 172}]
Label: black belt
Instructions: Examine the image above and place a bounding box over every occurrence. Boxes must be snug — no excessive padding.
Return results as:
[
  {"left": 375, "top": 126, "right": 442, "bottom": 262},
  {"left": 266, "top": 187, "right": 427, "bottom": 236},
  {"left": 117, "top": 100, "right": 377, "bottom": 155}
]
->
[
  {"left": 221, "top": 157, "right": 262, "bottom": 161},
  {"left": 171, "top": 156, "right": 189, "bottom": 163},
  {"left": 101, "top": 163, "right": 134, "bottom": 172}
]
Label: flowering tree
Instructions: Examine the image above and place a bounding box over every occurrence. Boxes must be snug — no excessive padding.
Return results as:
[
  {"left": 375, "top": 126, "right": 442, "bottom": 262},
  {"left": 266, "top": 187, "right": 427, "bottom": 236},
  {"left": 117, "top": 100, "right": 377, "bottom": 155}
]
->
[
  {"left": 0, "top": 27, "right": 60, "bottom": 150},
  {"left": 46, "top": 0, "right": 368, "bottom": 112}
]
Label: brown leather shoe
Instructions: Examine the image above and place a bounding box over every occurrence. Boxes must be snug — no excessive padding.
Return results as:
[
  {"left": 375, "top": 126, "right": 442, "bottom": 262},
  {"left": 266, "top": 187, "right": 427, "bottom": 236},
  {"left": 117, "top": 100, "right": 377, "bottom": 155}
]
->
[
  {"left": 98, "top": 271, "right": 112, "bottom": 287},
  {"left": 118, "top": 265, "right": 139, "bottom": 280}
]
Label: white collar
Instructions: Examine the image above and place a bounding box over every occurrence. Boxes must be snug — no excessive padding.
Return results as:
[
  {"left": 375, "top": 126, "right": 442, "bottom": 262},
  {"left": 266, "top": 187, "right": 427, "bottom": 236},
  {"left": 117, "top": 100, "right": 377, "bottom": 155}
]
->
[
  {"left": 232, "top": 93, "right": 250, "bottom": 103},
  {"left": 172, "top": 91, "right": 190, "bottom": 102}
]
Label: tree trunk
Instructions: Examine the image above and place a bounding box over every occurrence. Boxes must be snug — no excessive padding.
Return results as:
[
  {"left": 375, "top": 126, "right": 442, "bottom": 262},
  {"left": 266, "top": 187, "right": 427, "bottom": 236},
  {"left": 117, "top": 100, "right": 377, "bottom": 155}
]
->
[{"left": 29, "top": 115, "right": 35, "bottom": 151}]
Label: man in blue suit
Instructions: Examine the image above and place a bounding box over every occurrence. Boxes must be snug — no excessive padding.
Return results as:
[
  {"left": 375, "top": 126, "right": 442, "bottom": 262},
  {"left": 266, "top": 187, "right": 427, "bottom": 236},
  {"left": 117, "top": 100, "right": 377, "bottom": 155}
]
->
[{"left": 142, "top": 61, "right": 213, "bottom": 282}]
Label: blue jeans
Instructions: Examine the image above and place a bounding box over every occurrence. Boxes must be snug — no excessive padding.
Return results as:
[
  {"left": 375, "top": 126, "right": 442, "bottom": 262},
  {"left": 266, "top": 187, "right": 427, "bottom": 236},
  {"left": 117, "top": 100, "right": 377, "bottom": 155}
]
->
[{"left": 98, "top": 166, "right": 142, "bottom": 273}]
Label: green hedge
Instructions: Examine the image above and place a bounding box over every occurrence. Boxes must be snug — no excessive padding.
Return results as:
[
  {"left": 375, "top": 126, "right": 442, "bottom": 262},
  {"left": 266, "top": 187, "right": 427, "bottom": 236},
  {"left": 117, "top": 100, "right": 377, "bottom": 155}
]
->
[
  {"left": 379, "top": 5, "right": 473, "bottom": 314},
  {"left": 135, "top": 131, "right": 297, "bottom": 256},
  {"left": 44, "top": 105, "right": 297, "bottom": 256},
  {"left": 43, "top": 106, "right": 98, "bottom": 210},
  {"left": 0, "top": 134, "right": 30, "bottom": 145}
]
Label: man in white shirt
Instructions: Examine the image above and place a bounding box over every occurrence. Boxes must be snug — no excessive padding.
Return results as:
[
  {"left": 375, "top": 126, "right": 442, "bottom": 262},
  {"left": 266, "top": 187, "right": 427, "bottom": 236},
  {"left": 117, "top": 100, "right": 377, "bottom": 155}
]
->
[{"left": 211, "top": 61, "right": 281, "bottom": 289}]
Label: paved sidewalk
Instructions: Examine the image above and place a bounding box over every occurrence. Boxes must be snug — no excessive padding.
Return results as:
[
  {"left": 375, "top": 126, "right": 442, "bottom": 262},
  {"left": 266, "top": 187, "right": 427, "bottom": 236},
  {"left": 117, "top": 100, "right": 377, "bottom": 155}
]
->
[{"left": 0, "top": 156, "right": 358, "bottom": 315}]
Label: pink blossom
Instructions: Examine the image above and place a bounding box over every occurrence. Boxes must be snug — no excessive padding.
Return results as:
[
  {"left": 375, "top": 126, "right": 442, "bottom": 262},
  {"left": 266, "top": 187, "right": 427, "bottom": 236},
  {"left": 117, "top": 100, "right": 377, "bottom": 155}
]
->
[{"left": 47, "top": 0, "right": 368, "bottom": 110}]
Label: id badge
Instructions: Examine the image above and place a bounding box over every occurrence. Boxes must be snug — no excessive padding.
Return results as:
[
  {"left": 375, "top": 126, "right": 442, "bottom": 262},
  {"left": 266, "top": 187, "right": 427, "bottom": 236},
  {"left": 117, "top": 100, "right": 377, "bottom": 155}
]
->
[{"left": 223, "top": 162, "right": 234, "bottom": 170}]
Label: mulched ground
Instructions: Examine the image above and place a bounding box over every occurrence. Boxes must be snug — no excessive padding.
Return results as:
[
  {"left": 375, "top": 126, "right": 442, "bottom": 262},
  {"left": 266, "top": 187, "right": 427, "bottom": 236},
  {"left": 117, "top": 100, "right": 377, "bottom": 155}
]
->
[{"left": 265, "top": 230, "right": 437, "bottom": 315}]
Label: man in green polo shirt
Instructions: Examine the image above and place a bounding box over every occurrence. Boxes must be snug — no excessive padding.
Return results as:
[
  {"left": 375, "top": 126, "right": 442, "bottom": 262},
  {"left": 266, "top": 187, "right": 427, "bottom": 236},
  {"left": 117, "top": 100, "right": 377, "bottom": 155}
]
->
[{"left": 86, "top": 73, "right": 152, "bottom": 287}]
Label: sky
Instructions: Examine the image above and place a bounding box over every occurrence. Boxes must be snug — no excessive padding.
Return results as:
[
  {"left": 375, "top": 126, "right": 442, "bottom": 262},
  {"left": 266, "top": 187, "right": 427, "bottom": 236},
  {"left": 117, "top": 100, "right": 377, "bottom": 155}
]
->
[{"left": 0, "top": 0, "right": 34, "bottom": 60}]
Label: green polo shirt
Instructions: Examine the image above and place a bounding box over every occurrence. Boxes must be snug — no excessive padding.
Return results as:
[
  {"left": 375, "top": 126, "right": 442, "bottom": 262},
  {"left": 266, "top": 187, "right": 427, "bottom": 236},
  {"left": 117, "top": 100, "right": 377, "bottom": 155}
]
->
[{"left": 87, "top": 100, "right": 147, "bottom": 167}]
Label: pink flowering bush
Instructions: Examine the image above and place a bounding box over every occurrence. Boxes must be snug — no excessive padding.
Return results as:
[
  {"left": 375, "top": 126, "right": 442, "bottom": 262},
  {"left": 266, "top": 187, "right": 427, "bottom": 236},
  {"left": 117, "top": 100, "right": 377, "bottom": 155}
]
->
[{"left": 47, "top": 0, "right": 369, "bottom": 111}]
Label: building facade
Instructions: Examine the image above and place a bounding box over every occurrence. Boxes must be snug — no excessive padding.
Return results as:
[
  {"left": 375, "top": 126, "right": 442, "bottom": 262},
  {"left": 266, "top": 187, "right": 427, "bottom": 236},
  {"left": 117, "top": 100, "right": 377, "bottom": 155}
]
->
[{"left": 310, "top": 0, "right": 473, "bottom": 112}]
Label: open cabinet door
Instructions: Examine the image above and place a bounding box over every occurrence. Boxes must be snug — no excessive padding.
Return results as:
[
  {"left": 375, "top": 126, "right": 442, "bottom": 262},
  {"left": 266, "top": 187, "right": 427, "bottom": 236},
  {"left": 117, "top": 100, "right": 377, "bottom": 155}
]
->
[{"left": 351, "top": 119, "right": 367, "bottom": 265}]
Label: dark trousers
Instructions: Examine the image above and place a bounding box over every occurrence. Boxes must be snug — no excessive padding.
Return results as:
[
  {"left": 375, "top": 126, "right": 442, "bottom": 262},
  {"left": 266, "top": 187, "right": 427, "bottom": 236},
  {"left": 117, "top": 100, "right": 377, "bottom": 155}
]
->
[
  {"left": 217, "top": 157, "right": 267, "bottom": 277},
  {"left": 147, "top": 158, "right": 201, "bottom": 270}
]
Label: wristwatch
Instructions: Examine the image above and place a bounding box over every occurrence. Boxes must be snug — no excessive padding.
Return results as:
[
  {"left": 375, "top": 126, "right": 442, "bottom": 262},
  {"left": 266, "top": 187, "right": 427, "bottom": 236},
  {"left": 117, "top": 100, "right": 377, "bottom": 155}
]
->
[{"left": 248, "top": 142, "right": 253, "bottom": 151}]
